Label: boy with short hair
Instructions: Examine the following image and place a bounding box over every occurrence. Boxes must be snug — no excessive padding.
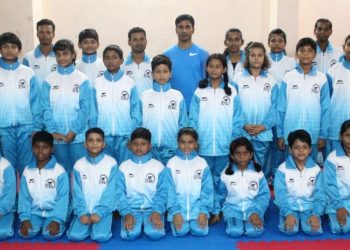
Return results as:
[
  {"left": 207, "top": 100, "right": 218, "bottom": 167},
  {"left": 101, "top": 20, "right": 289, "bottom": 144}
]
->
[
  {"left": 23, "top": 18, "right": 57, "bottom": 83},
  {"left": 18, "top": 131, "right": 69, "bottom": 240},
  {"left": 274, "top": 130, "right": 325, "bottom": 235},
  {"left": 313, "top": 18, "right": 343, "bottom": 73},
  {"left": 116, "top": 127, "right": 169, "bottom": 240},
  {"left": 141, "top": 55, "right": 188, "bottom": 165},
  {"left": 124, "top": 27, "right": 153, "bottom": 96},
  {"left": 0, "top": 32, "right": 41, "bottom": 174},
  {"left": 76, "top": 28, "right": 105, "bottom": 86},
  {"left": 67, "top": 127, "right": 118, "bottom": 242},
  {"left": 277, "top": 37, "right": 330, "bottom": 161}
]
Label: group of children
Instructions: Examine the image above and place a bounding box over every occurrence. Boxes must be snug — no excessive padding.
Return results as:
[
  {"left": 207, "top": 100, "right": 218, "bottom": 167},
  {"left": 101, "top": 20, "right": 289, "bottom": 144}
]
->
[{"left": 0, "top": 15, "right": 349, "bottom": 242}]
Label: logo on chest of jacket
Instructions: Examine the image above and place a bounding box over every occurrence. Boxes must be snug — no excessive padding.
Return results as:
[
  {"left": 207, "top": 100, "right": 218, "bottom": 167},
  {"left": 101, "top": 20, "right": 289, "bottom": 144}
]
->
[
  {"left": 121, "top": 91, "right": 129, "bottom": 100},
  {"left": 263, "top": 83, "right": 271, "bottom": 92},
  {"left": 126, "top": 70, "right": 133, "bottom": 76},
  {"left": 230, "top": 181, "right": 237, "bottom": 186},
  {"left": 248, "top": 181, "right": 258, "bottom": 191},
  {"left": 29, "top": 178, "right": 35, "bottom": 183},
  {"left": 73, "top": 84, "right": 80, "bottom": 93},
  {"left": 221, "top": 96, "right": 231, "bottom": 105},
  {"left": 18, "top": 79, "right": 26, "bottom": 89},
  {"left": 337, "top": 165, "right": 344, "bottom": 171},
  {"left": 99, "top": 174, "right": 108, "bottom": 184},
  {"left": 288, "top": 178, "right": 294, "bottom": 183},
  {"left": 148, "top": 103, "right": 155, "bottom": 108},
  {"left": 311, "top": 84, "right": 320, "bottom": 93},
  {"left": 175, "top": 169, "right": 181, "bottom": 174},
  {"left": 243, "top": 84, "right": 249, "bottom": 89},
  {"left": 34, "top": 65, "right": 40, "bottom": 69},
  {"left": 331, "top": 60, "right": 337, "bottom": 67},
  {"left": 101, "top": 92, "right": 107, "bottom": 97},
  {"left": 52, "top": 85, "right": 59, "bottom": 90},
  {"left": 194, "top": 169, "right": 202, "bottom": 179},
  {"left": 45, "top": 179, "right": 55, "bottom": 189},
  {"left": 168, "top": 100, "right": 177, "bottom": 110},
  {"left": 307, "top": 176, "right": 316, "bottom": 186},
  {"left": 144, "top": 70, "right": 152, "bottom": 78},
  {"left": 51, "top": 65, "right": 57, "bottom": 72},
  {"left": 0, "top": 82, "right": 4, "bottom": 87},
  {"left": 336, "top": 80, "right": 343, "bottom": 85},
  {"left": 82, "top": 174, "right": 87, "bottom": 180},
  {"left": 129, "top": 173, "right": 134, "bottom": 178},
  {"left": 292, "top": 84, "right": 298, "bottom": 90},
  {"left": 98, "top": 71, "right": 104, "bottom": 77},
  {"left": 145, "top": 173, "right": 155, "bottom": 183},
  {"left": 201, "top": 96, "right": 208, "bottom": 102}
]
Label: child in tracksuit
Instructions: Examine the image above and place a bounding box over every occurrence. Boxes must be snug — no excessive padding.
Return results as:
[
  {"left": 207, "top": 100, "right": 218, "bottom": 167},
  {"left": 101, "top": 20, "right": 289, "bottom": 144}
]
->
[
  {"left": 274, "top": 130, "right": 325, "bottom": 235},
  {"left": 324, "top": 120, "right": 350, "bottom": 234},
  {"left": 91, "top": 45, "right": 141, "bottom": 164},
  {"left": 211, "top": 137, "right": 270, "bottom": 237},
  {"left": 18, "top": 131, "right": 69, "bottom": 240},
  {"left": 41, "top": 39, "right": 91, "bottom": 172},
  {"left": 141, "top": 55, "right": 188, "bottom": 165},
  {"left": 167, "top": 127, "right": 213, "bottom": 237},
  {"left": 67, "top": 128, "right": 118, "bottom": 242},
  {"left": 116, "top": 128, "right": 169, "bottom": 241},
  {"left": 0, "top": 32, "right": 41, "bottom": 174},
  {"left": 0, "top": 155, "right": 16, "bottom": 240}
]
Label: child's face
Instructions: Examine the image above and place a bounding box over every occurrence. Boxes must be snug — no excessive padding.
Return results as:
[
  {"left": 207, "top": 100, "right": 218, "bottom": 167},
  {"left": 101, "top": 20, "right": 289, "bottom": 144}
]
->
[
  {"left": 231, "top": 145, "right": 252, "bottom": 169},
  {"left": 248, "top": 47, "right": 265, "bottom": 70},
  {"left": 103, "top": 50, "right": 124, "bottom": 73},
  {"left": 290, "top": 139, "right": 311, "bottom": 163},
  {"left": 314, "top": 22, "right": 332, "bottom": 43},
  {"left": 85, "top": 132, "right": 105, "bottom": 157},
  {"left": 128, "top": 32, "right": 147, "bottom": 54},
  {"left": 341, "top": 128, "right": 350, "bottom": 153},
  {"left": 79, "top": 38, "right": 99, "bottom": 55},
  {"left": 55, "top": 49, "right": 75, "bottom": 67},
  {"left": 37, "top": 25, "right": 55, "bottom": 46},
  {"left": 0, "top": 43, "right": 20, "bottom": 62},
  {"left": 176, "top": 20, "right": 194, "bottom": 43},
  {"left": 206, "top": 59, "right": 226, "bottom": 80},
  {"left": 268, "top": 34, "right": 286, "bottom": 53},
  {"left": 32, "top": 141, "right": 53, "bottom": 164},
  {"left": 178, "top": 134, "right": 197, "bottom": 154},
  {"left": 297, "top": 45, "right": 316, "bottom": 66},
  {"left": 343, "top": 39, "right": 350, "bottom": 61},
  {"left": 224, "top": 31, "right": 243, "bottom": 54},
  {"left": 129, "top": 138, "right": 151, "bottom": 156},
  {"left": 152, "top": 64, "right": 171, "bottom": 84}
]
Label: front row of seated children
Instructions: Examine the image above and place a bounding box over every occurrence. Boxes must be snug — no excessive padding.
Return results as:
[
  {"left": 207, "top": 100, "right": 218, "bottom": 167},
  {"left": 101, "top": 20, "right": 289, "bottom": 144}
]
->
[{"left": 0, "top": 121, "right": 350, "bottom": 241}]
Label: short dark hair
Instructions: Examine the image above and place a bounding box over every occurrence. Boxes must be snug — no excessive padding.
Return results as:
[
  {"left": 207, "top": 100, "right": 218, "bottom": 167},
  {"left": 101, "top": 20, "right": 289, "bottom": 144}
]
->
[
  {"left": 296, "top": 37, "right": 316, "bottom": 53},
  {"left": 244, "top": 42, "right": 270, "bottom": 70},
  {"left": 53, "top": 39, "right": 76, "bottom": 62},
  {"left": 287, "top": 129, "right": 312, "bottom": 147},
  {"left": 177, "top": 127, "right": 198, "bottom": 142},
  {"left": 344, "top": 34, "right": 350, "bottom": 45},
  {"left": 131, "top": 127, "right": 151, "bottom": 143},
  {"left": 340, "top": 120, "right": 350, "bottom": 136},
  {"left": 32, "top": 131, "right": 54, "bottom": 147},
  {"left": 0, "top": 32, "right": 22, "bottom": 50},
  {"left": 36, "top": 19, "right": 55, "bottom": 33},
  {"left": 225, "top": 28, "right": 243, "bottom": 41},
  {"left": 151, "top": 54, "right": 172, "bottom": 72},
  {"left": 103, "top": 44, "right": 123, "bottom": 59},
  {"left": 268, "top": 28, "right": 287, "bottom": 44},
  {"left": 128, "top": 27, "right": 146, "bottom": 41},
  {"left": 78, "top": 28, "right": 99, "bottom": 43},
  {"left": 314, "top": 18, "right": 332, "bottom": 30},
  {"left": 175, "top": 14, "right": 195, "bottom": 27},
  {"left": 85, "top": 127, "right": 105, "bottom": 141}
]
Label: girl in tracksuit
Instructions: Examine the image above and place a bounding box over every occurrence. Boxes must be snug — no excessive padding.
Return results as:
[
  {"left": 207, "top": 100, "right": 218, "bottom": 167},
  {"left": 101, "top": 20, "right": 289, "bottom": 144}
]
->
[
  {"left": 167, "top": 127, "right": 213, "bottom": 237},
  {"left": 233, "top": 42, "right": 278, "bottom": 178},
  {"left": 189, "top": 53, "right": 243, "bottom": 191},
  {"left": 41, "top": 39, "right": 91, "bottom": 172},
  {"left": 274, "top": 129, "right": 325, "bottom": 235},
  {"left": 324, "top": 120, "right": 350, "bottom": 234},
  {"left": 211, "top": 137, "right": 270, "bottom": 237}
]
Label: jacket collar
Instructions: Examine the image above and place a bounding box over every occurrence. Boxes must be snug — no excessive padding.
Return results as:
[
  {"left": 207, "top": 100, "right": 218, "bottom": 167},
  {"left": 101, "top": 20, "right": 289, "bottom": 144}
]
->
[
  {"left": 269, "top": 52, "right": 284, "bottom": 62},
  {"left": 85, "top": 152, "right": 105, "bottom": 165},
  {"left": 295, "top": 64, "right": 317, "bottom": 76},
  {"left": 152, "top": 81, "right": 171, "bottom": 92},
  {"left": 28, "top": 156, "right": 57, "bottom": 169},
  {"left": 34, "top": 45, "right": 55, "bottom": 58},
  {"left": 130, "top": 151, "right": 153, "bottom": 164},
  {"left": 57, "top": 63, "right": 75, "bottom": 74},
  {"left": 316, "top": 42, "right": 334, "bottom": 53},
  {"left": 81, "top": 53, "right": 98, "bottom": 63},
  {"left": 0, "top": 57, "right": 20, "bottom": 70},
  {"left": 124, "top": 52, "right": 151, "bottom": 65},
  {"left": 175, "top": 148, "right": 198, "bottom": 160},
  {"left": 242, "top": 68, "right": 268, "bottom": 77},
  {"left": 103, "top": 69, "right": 124, "bottom": 82},
  {"left": 285, "top": 155, "right": 315, "bottom": 169}
]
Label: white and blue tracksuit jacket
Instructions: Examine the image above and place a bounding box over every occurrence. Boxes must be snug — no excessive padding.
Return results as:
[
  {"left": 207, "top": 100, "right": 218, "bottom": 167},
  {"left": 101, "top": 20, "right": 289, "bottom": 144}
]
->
[
  {"left": 314, "top": 42, "right": 343, "bottom": 73},
  {"left": 324, "top": 144, "right": 350, "bottom": 214},
  {"left": 274, "top": 155, "right": 325, "bottom": 217},
  {"left": 213, "top": 161, "right": 270, "bottom": 221},
  {"left": 76, "top": 53, "right": 105, "bottom": 87},
  {"left": 22, "top": 45, "right": 57, "bottom": 83},
  {"left": 189, "top": 81, "right": 243, "bottom": 156},
  {"left": 0, "top": 157, "right": 16, "bottom": 215},
  {"left": 141, "top": 81, "right": 188, "bottom": 150},
  {"left": 123, "top": 53, "right": 153, "bottom": 96},
  {"left": 72, "top": 153, "right": 118, "bottom": 218},
  {"left": 276, "top": 65, "right": 330, "bottom": 144},
  {"left": 41, "top": 64, "right": 91, "bottom": 143},
  {"left": 91, "top": 69, "right": 141, "bottom": 137},
  {"left": 0, "top": 58, "right": 42, "bottom": 130},
  {"left": 18, "top": 156, "right": 69, "bottom": 223},
  {"left": 226, "top": 50, "right": 245, "bottom": 83},
  {"left": 167, "top": 149, "right": 213, "bottom": 221},
  {"left": 233, "top": 69, "right": 278, "bottom": 141},
  {"left": 116, "top": 152, "right": 169, "bottom": 216},
  {"left": 268, "top": 52, "right": 296, "bottom": 85},
  {"left": 327, "top": 58, "right": 350, "bottom": 140}
]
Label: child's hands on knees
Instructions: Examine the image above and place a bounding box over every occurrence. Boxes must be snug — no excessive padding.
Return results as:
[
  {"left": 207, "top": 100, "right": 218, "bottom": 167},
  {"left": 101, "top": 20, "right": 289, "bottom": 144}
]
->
[
  {"left": 20, "top": 220, "right": 33, "bottom": 236},
  {"left": 337, "top": 207, "right": 349, "bottom": 226},
  {"left": 80, "top": 214, "right": 91, "bottom": 225},
  {"left": 307, "top": 215, "right": 320, "bottom": 231},
  {"left": 150, "top": 212, "right": 163, "bottom": 230},
  {"left": 284, "top": 214, "right": 297, "bottom": 231},
  {"left": 90, "top": 214, "right": 101, "bottom": 224},
  {"left": 209, "top": 214, "right": 221, "bottom": 225},
  {"left": 124, "top": 213, "right": 135, "bottom": 231},
  {"left": 46, "top": 221, "right": 60, "bottom": 236},
  {"left": 249, "top": 213, "right": 263, "bottom": 229},
  {"left": 173, "top": 213, "right": 183, "bottom": 230},
  {"left": 197, "top": 213, "right": 208, "bottom": 229}
]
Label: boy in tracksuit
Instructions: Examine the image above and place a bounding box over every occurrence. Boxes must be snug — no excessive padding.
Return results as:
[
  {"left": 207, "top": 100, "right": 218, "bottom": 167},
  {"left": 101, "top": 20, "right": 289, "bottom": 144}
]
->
[
  {"left": 0, "top": 32, "right": 41, "bottom": 174},
  {"left": 18, "top": 131, "right": 69, "bottom": 240},
  {"left": 274, "top": 130, "right": 325, "bottom": 235},
  {"left": 67, "top": 128, "right": 118, "bottom": 242},
  {"left": 116, "top": 128, "right": 169, "bottom": 241},
  {"left": 141, "top": 55, "right": 188, "bottom": 165},
  {"left": 91, "top": 45, "right": 141, "bottom": 164}
]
